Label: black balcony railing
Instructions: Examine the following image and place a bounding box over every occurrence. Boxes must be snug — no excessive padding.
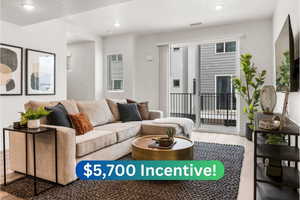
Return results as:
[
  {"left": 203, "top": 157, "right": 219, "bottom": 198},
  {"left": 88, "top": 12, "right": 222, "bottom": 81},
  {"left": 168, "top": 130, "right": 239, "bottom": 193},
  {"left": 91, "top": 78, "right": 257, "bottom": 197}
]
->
[
  {"left": 169, "top": 93, "right": 195, "bottom": 121},
  {"left": 170, "top": 93, "right": 236, "bottom": 126}
]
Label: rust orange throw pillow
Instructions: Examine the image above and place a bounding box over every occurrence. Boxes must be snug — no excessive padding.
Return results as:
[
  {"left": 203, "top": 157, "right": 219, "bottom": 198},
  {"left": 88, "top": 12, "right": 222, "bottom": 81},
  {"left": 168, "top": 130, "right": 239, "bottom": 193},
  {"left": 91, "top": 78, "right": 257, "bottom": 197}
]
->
[{"left": 69, "top": 113, "right": 93, "bottom": 135}]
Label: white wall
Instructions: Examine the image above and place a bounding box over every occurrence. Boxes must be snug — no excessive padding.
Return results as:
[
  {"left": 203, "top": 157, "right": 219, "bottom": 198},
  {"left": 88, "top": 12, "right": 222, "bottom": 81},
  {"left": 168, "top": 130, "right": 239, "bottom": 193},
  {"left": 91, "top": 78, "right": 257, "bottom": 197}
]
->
[
  {"left": 0, "top": 20, "right": 68, "bottom": 150},
  {"left": 67, "top": 42, "right": 96, "bottom": 100},
  {"left": 66, "top": 23, "right": 104, "bottom": 100},
  {"left": 273, "top": 0, "right": 300, "bottom": 124},
  {"left": 134, "top": 19, "right": 273, "bottom": 135},
  {"left": 103, "top": 34, "right": 136, "bottom": 99}
]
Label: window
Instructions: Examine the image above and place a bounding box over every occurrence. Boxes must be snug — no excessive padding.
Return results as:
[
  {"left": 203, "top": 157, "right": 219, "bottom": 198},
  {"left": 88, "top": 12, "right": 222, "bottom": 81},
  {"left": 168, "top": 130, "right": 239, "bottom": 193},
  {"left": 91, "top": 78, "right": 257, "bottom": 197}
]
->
[
  {"left": 216, "top": 43, "right": 225, "bottom": 53},
  {"left": 173, "top": 79, "right": 180, "bottom": 88},
  {"left": 216, "top": 41, "right": 236, "bottom": 54},
  {"left": 225, "top": 41, "right": 236, "bottom": 52},
  {"left": 112, "top": 80, "right": 123, "bottom": 90},
  {"left": 107, "top": 54, "right": 123, "bottom": 91}
]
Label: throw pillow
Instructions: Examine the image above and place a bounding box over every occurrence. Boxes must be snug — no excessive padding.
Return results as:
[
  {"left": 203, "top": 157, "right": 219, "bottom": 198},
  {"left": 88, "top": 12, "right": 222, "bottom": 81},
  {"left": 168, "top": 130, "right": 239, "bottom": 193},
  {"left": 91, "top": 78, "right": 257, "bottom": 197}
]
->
[
  {"left": 106, "top": 98, "right": 127, "bottom": 121},
  {"left": 45, "top": 103, "right": 73, "bottom": 128},
  {"left": 127, "top": 99, "right": 150, "bottom": 120},
  {"left": 69, "top": 113, "right": 94, "bottom": 135},
  {"left": 77, "top": 100, "right": 114, "bottom": 126},
  {"left": 117, "top": 103, "right": 142, "bottom": 122}
]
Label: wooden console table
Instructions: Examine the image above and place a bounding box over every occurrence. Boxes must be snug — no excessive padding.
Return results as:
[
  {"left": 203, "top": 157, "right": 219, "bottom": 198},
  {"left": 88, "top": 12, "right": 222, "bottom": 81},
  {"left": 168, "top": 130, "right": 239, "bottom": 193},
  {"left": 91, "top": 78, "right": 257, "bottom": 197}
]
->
[{"left": 254, "top": 113, "right": 299, "bottom": 200}]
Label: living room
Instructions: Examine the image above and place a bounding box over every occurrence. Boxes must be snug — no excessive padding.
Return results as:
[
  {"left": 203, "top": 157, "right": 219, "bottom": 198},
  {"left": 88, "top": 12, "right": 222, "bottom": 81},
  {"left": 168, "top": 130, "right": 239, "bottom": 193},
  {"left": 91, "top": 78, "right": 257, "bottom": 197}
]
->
[{"left": 0, "top": 0, "right": 300, "bottom": 199}]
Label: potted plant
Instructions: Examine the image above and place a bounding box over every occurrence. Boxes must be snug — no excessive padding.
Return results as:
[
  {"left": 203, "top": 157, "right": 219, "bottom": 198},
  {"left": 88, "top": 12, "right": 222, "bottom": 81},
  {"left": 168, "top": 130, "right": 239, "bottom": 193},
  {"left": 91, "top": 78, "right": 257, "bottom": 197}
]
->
[
  {"left": 154, "top": 128, "right": 175, "bottom": 147},
  {"left": 20, "top": 107, "right": 51, "bottom": 129},
  {"left": 233, "top": 54, "right": 266, "bottom": 141},
  {"left": 265, "top": 134, "right": 286, "bottom": 180}
]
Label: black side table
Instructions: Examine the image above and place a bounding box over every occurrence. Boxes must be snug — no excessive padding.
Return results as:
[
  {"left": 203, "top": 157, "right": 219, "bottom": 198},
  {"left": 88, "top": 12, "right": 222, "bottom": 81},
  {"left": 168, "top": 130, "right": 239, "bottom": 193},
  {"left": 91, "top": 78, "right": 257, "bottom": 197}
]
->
[{"left": 2, "top": 126, "right": 58, "bottom": 195}]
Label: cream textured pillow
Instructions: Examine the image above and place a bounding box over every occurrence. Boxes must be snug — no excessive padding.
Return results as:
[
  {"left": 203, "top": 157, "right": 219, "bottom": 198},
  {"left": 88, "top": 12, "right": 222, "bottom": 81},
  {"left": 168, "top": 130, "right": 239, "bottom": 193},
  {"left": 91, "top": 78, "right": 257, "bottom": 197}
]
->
[
  {"left": 77, "top": 100, "right": 114, "bottom": 126},
  {"left": 106, "top": 98, "right": 127, "bottom": 122},
  {"left": 60, "top": 100, "right": 80, "bottom": 114}
]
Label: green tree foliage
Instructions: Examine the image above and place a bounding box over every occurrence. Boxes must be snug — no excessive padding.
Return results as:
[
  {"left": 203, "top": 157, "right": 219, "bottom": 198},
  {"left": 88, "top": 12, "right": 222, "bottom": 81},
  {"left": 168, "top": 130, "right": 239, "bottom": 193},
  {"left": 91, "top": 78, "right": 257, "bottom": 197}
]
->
[
  {"left": 276, "top": 51, "right": 290, "bottom": 90},
  {"left": 232, "top": 54, "right": 266, "bottom": 130}
]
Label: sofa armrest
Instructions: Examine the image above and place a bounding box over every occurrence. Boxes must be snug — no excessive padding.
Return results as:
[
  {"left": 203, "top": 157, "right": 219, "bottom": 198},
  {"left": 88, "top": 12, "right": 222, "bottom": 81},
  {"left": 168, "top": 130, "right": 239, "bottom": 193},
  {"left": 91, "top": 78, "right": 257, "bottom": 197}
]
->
[
  {"left": 149, "top": 110, "right": 163, "bottom": 120},
  {"left": 41, "top": 125, "right": 77, "bottom": 185}
]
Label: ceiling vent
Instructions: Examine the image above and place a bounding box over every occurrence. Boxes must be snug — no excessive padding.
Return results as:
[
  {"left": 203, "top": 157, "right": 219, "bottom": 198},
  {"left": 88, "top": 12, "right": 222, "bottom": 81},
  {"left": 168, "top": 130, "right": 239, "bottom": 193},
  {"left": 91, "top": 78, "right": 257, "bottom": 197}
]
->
[{"left": 190, "top": 22, "right": 203, "bottom": 27}]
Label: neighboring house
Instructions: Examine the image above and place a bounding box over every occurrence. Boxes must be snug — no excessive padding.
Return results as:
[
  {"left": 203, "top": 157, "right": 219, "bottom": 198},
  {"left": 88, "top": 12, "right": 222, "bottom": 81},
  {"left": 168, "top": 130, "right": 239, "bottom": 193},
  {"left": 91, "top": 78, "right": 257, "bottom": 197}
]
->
[
  {"left": 170, "top": 47, "right": 189, "bottom": 93},
  {"left": 170, "top": 41, "right": 237, "bottom": 95},
  {"left": 170, "top": 41, "right": 237, "bottom": 123},
  {"left": 199, "top": 41, "right": 237, "bottom": 94}
]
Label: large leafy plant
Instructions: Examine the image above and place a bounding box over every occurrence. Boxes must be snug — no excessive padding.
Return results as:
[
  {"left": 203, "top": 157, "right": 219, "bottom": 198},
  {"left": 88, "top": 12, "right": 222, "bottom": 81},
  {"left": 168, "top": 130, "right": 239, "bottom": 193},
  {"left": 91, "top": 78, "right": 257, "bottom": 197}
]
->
[
  {"left": 276, "top": 51, "right": 290, "bottom": 90},
  {"left": 233, "top": 54, "right": 266, "bottom": 130},
  {"left": 20, "top": 107, "right": 51, "bottom": 125}
]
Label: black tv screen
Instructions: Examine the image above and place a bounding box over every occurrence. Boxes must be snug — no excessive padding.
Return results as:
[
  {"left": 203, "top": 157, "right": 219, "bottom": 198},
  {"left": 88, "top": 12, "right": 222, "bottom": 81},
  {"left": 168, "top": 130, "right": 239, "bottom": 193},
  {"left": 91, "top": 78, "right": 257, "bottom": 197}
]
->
[{"left": 275, "top": 15, "right": 298, "bottom": 92}]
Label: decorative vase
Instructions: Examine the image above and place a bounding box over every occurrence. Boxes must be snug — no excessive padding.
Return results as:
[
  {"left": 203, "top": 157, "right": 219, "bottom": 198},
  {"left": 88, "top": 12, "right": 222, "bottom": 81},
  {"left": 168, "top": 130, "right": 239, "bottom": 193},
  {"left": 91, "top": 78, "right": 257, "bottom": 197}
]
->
[
  {"left": 246, "top": 123, "right": 252, "bottom": 141},
  {"left": 27, "top": 119, "right": 40, "bottom": 129},
  {"left": 260, "top": 85, "right": 277, "bottom": 114}
]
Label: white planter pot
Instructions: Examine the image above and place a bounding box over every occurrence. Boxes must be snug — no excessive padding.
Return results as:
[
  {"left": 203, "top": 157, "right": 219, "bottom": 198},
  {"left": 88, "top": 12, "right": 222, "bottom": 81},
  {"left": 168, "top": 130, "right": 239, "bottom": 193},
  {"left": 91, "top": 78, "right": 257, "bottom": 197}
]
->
[{"left": 27, "top": 119, "right": 40, "bottom": 129}]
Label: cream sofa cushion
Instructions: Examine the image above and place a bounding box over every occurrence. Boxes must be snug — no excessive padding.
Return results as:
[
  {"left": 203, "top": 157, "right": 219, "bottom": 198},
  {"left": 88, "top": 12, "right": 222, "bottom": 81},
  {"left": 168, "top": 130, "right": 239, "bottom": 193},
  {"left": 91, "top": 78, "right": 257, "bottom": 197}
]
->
[
  {"left": 95, "top": 122, "right": 141, "bottom": 142},
  {"left": 77, "top": 100, "right": 114, "bottom": 126},
  {"left": 76, "top": 130, "right": 117, "bottom": 158}
]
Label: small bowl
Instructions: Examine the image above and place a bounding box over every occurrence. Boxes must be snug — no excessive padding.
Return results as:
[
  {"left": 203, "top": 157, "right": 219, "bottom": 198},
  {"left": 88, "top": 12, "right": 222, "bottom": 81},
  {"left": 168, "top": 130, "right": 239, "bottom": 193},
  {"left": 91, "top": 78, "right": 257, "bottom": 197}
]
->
[{"left": 155, "top": 137, "right": 174, "bottom": 147}]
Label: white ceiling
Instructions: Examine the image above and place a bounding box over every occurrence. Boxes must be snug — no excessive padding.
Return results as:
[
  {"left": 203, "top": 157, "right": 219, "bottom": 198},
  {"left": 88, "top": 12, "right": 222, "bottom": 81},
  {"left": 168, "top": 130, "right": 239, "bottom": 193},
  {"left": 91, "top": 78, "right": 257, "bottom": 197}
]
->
[
  {"left": 64, "top": 0, "right": 278, "bottom": 36},
  {"left": 1, "top": 0, "right": 278, "bottom": 37},
  {"left": 0, "top": 0, "right": 132, "bottom": 25}
]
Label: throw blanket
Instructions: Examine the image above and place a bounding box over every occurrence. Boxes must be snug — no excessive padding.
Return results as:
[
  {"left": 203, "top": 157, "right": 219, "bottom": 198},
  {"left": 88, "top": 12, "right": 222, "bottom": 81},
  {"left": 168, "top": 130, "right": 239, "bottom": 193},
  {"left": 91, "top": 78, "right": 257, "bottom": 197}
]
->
[{"left": 153, "top": 117, "right": 194, "bottom": 138}]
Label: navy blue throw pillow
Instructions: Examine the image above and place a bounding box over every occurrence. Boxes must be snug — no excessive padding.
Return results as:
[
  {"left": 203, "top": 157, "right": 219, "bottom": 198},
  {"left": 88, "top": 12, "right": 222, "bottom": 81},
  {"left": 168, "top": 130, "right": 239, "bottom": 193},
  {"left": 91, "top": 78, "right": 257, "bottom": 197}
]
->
[
  {"left": 46, "top": 103, "right": 72, "bottom": 128},
  {"left": 117, "top": 103, "right": 142, "bottom": 122}
]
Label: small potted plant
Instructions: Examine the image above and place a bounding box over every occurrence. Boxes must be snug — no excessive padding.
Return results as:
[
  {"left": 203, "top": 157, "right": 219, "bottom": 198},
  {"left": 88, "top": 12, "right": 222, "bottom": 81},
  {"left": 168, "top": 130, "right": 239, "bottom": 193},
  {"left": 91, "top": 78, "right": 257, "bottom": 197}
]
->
[
  {"left": 20, "top": 107, "right": 51, "bottom": 129},
  {"left": 154, "top": 128, "right": 175, "bottom": 147}
]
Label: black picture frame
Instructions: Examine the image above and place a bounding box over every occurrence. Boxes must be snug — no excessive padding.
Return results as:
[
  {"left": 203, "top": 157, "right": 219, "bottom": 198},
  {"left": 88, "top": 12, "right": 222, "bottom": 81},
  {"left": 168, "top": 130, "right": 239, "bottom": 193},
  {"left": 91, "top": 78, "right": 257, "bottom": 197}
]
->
[
  {"left": 25, "top": 49, "right": 56, "bottom": 96},
  {"left": 0, "top": 43, "right": 23, "bottom": 96}
]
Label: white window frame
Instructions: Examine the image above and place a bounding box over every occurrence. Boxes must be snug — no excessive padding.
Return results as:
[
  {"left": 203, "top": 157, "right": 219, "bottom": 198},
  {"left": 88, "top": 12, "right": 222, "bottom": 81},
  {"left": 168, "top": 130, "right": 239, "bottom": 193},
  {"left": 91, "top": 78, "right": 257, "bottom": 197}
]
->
[
  {"left": 214, "top": 74, "right": 234, "bottom": 111},
  {"left": 106, "top": 53, "right": 124, "bottom": 92},
  {"left": 111, "top": 79, "right": 123, "bottom": 90},
  {"left": 215, "top": 41, "right": 237, "bottom": 54},
  {"left": 215, "top": 42, "right": 225, "bottom": 54}
]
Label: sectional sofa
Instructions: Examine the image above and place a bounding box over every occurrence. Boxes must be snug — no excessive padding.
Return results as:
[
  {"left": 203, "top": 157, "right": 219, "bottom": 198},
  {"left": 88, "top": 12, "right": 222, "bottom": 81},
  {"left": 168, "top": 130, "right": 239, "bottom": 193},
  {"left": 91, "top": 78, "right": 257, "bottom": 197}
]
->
[{"left": 9, "top": 99, "right": 187, "bottom": 185}]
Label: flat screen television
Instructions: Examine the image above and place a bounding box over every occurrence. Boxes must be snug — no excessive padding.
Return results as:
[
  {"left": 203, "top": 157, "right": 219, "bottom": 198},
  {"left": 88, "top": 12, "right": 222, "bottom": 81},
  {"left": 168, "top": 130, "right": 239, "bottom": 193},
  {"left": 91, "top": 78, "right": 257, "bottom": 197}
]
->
[{"left": 275, "top": 15, "right": 299, "bottom": 92}]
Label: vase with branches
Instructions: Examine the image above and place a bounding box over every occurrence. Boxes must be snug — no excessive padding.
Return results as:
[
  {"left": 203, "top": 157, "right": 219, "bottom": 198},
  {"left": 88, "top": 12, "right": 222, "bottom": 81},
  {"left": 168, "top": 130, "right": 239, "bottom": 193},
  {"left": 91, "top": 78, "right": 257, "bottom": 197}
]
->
[{"left": 233, "top": 54, "right": 266, "bottom": 140}]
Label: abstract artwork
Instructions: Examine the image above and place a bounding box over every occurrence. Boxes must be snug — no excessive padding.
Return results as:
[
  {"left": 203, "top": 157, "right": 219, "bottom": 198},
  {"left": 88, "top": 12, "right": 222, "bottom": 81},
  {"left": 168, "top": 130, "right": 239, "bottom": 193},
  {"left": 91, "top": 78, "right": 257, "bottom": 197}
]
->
[
  {"left": 0, "top": 43, "right": 23, "bottom": 96},
  {"left": 26, "top": 49, "right": 56, "bottom": 95}
]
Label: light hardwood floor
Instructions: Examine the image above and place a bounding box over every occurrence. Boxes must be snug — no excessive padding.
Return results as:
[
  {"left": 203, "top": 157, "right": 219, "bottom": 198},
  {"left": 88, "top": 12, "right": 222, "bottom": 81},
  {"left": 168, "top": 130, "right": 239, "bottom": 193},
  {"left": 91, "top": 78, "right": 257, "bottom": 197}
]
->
[{"left": 0, "top": 132, "right": 253, "bottom": 200}]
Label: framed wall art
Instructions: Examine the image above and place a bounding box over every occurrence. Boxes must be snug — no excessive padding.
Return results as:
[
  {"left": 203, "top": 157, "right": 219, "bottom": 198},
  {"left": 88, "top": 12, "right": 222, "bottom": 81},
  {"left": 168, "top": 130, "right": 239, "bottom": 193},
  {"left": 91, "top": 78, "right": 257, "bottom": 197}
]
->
[
  {"left": 0, "top": 43, "right": 23, "bottom": 96},
  {"left": 26, "top": 49, "right": 56, "bottom": 95}
]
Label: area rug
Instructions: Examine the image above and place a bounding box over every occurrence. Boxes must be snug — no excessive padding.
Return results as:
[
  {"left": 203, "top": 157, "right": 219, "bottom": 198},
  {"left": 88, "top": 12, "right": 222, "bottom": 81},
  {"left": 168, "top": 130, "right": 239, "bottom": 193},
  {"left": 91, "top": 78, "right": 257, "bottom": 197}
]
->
[{"left": 1, "top": 142, "right": 245, "bottom": 200}]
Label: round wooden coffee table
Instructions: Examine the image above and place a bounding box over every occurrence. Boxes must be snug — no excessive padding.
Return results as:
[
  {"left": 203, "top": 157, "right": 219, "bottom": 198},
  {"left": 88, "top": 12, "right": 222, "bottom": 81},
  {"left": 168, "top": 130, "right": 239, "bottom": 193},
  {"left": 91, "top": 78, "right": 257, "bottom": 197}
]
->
[{"left": 132, "top": 135, "right": 194, "bottom": 160}]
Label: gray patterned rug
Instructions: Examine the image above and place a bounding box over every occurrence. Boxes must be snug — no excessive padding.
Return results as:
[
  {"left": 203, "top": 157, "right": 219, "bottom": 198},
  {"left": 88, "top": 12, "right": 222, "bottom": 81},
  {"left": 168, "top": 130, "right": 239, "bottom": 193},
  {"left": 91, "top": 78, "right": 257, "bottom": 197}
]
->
[{"left": 1, "top": 142, "right": 245, "bottom": 200}]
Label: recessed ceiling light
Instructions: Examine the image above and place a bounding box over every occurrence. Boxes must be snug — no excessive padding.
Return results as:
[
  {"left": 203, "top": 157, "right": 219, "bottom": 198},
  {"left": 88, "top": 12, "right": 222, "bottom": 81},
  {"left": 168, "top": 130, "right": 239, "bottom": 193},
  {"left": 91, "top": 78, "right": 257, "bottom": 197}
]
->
[
  {"left": 23, "top": 4, "right": 35, "bottom": 11},
  {"left": 114, "top": 21, "right": 120, "bottom": 28},
  {"left": 216, "top": 5, "right": 223, "bottom": 11}
]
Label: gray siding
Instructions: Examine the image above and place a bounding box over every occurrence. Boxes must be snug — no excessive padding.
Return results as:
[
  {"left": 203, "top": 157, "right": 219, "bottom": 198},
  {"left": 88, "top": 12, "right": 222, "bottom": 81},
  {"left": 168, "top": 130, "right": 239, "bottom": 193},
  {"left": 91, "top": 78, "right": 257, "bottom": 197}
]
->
[{"left": 199, "top": 43, "right": 236, "bottom": 93}]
